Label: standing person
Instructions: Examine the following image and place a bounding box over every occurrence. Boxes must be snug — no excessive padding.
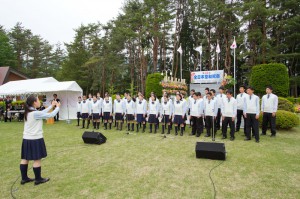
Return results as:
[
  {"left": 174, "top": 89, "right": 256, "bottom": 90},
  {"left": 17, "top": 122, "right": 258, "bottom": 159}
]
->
[
  {"left": 114, "top": 93, "right": 126, "bottom": 131},
  {"left": 261, "top": 86, "right": 278, "bottom": 137},
  {"left": 4, "top": 96, "right": 12, "bottom": 122},
  {"left": 160, "top": 94, "right": 173, "bottom": 134},
  {"left": 123, "top": 92, "right": 129, "bottom": 103},
  {"left": 172, "top": 94, "right": 187, "bottom": 136},
  {"left": 236, "top": 85, "right": 248, "bottom": 135},
  {"left": 203, "top": 88, "right": 210, "bottom": 102},
  {"left": 76, "top": 96, "right": 82, "bottom": 126},
  {"left": 221, "top": 90, "right": 237, "bottom": 141},
  {"left": 148, "top": 95, "right": 160, "bottom": 133},
  {"left": 102, "top": 95, "right": 113, "bottom": 130},
  {"left": 204, "top": 93, "right": 218, "bottom": 137},
  {"left": 181, "top": 93, "right": 188, "bottom": 131},
  {"left": 243, "top": 86, "right": 260, "bottom": 143},
  {"left": 52, "top": 94, "right": 60, "bottom": 122},
  {"left": 125, "top": 94, "right": 136, "bottom": 131},
  {"left": 91, "top": 95, "right": 101, "bottom": 129},
  {"left": 188, "top": 89, "right": 195, "bottom": 128},
  {"left": 135, "top": 94, "right": 147, "bottom": 132},
  {"left": 87, "top": 93, "right": 93, "bottom": 128},
  {"left": 216, "top": 87, "right": 226, "bottom": 130},
  {"left": 189, "top": 92, "right": 204, "bottom": 137},
  {"left": 80, "top": 96, "right": 91, "bottom": 129},
  {"left": 20, "top": 95, "right": 60, "bottom": 185}
]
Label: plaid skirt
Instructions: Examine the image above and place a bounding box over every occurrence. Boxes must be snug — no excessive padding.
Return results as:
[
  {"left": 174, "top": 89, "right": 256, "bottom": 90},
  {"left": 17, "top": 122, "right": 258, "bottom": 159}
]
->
[{"left": 21, "top": 138, "right": 47, "bottom": 160}]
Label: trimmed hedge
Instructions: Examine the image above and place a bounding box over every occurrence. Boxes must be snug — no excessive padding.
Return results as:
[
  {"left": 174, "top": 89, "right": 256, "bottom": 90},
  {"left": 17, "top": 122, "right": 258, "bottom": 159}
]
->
[
  {"left": 278, "top": 97, "right": 295, "bottom": 112},
  {"left": 250, "top": 63, "right": 289, "bottom": 97},
  {"left": 0, "top": 100, "right": 25, "bottom": 107},
  {"left": 145, "top": 73, "right": 164, "bottom": 99},
  {"left": 259, "top": 110, "right": 299, "bottom": 130}
]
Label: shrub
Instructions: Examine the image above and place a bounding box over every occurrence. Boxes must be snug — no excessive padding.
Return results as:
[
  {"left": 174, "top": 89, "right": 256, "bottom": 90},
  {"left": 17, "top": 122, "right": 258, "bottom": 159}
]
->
[
  {"left": 286, "top": 97, "right": 296, "bottom": 104},
  {"left": 259, "top": 110, "right": 299, "bottom": 130},
  {"left": 145, "top": 73, "right": 164, "bottom": 98},
  {"left": 250, "top": 63, "right": 289, "bottom": 97},
  {"left": 278, "top": 97, "right": 294, "bottom": 112}
]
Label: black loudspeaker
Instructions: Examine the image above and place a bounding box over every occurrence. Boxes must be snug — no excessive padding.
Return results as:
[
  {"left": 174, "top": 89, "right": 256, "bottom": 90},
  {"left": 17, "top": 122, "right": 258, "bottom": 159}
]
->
[
  {"left": 195, "top": 142, "right": 226, "bottom": 160},
  {"left": 82, "top": 131, "right": 107, "bottom": 145}
]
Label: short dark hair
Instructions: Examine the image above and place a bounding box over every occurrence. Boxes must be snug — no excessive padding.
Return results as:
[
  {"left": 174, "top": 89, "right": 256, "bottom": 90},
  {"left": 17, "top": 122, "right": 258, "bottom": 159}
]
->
[
  {"left": 197, "top": 92, "right": 201, "bottom": 96},
  {"left": 205, "top": 87, "right": 210, "bottom": 91},
  {"left": 53, "top": 94, "right": 57, "bottom": 97},
  {"left": 247, "top": 86, "right": 254, "bottom": 91},
  {"left": 191, "top": 89, "right": 195, "bottom": 92},
  {"left": 266, "top": 85, "right": 273, "bottom": 90},
  {"left": 206, "top": 92, "right": 212, "bottom": 96},
  {"left": 193, "top": 93, "right": 198, "bottom": 96},
  {"left": 78, "top": 96, "right": 82, "bottom": 99},
  {"left": 116, "top": 93, "right": 120, "bottom": 96},
  {"left": 210, "top": 89, "right": 216, "bottom": 94},
  {"left": 240, "top": 85, "right": 247, "bottom": 89},
  {"left": 226, "top": 90, "right": 233, "bottom": 95},
  {"left": 219, "top": 86, "right": 225, "bottom": 90}
]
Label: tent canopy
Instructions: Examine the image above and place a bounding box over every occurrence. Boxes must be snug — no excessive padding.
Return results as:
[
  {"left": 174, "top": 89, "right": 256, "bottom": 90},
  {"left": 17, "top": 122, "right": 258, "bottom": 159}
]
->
[{"left": 0, "top": 77, "right": 83, "bottom": 120}]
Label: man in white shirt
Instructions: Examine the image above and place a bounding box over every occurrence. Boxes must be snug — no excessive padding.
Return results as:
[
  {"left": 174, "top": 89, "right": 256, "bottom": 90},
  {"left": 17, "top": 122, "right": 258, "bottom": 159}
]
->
[
  {"left": 221, "top": 90, "right": 237, "bottom": 141},
  {"left": 190, "top": 92, "right": 204, "bottom": 137},
  {"left": 204, "top": 92, "right": 218, "bottom": 137},
  {"left": 216, "top": 86, "right": 226, "bottom": 130},
  {"left": 261, "top": 86, "right": 278, "bottom": 137},
  {"left": 243, "top": 86, "right": 260, "bottom": 143},
  {"left": 235, "top": 85, "right": 248, "bottom": 135},
  {"left": 76, "top": 96, "right": 82, "bottom": 126}
]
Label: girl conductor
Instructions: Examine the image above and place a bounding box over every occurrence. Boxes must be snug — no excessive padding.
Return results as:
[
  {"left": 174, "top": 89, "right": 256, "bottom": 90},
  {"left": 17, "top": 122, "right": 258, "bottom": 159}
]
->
[{"left": 20, "top": 95, "right": 60, "bottom": 185}]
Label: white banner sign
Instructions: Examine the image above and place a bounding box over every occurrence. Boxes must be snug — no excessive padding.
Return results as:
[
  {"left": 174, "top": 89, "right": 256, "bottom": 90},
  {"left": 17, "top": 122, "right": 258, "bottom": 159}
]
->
[{"left": 190, "top": 70, "right": 224, "bottom": 83}]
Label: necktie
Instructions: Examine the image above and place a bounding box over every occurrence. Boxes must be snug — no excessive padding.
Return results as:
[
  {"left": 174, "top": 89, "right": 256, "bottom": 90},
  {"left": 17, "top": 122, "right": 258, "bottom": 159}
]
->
[
  {"left": 83, "top": 101, "right": 86, "bottom": 103},
  {"left": 79, "top": 102, "right": 81, "bottom": 104},
  {"left": 228, "top": 98, "right": 230, "bottom": 102},
  {"left": 164, "top": 102, "right": 167, "bottom": 105},
  {"left": 221, "top": 94, "right": 222, "bottom": 97},
  {"left": 194, "top": 101, "right": 196, "bottom": 104},
  {"left": 176, "top": 101, "right": 180, "bottom": 104},
  {"left": 241, "top": 93, "right": 243, "bottom": 97},
  {"left": 267, "top": 94, "right": 270, "bottom": 99},
  {"left": 106, "top": 101, "right": 109, "bottom": 103},
  {"left": 208, "top": 100, "right": 210, "bottom": 104},
  {"left": 117, "top": 100, "right": 120, "bottom": 103},
  {"left": 250, "top": 95, "right": 252, "bottom": 100}
]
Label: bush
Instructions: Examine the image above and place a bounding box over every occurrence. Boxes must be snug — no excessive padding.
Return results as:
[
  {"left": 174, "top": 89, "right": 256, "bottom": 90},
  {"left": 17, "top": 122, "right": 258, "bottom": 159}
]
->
[
  {"left": 250, "top": 63, "right": 289, "bottom": 97},
  {"left": 145, "top": 73, "right": 164, "bottom": 98},
  {"left": 278, "top": 97, "right": 295, "bottom": 112},
  {"left": 286, "top": 97, "right": 296, "bottom": 104},
  {"left": 259, "top": 110, "right": 299, "bottom": 130}
]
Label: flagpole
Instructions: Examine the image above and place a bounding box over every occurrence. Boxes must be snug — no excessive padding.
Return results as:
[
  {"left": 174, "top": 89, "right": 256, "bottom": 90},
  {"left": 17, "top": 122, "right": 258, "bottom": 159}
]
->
[
  {"left": 199, "top": 53, "right": 202, "bottom": 71},
  {"left": 217, "top": 53, "right": 219, "bottom": 70},
  {"left": 180, "top": 52, "right": 182, "bottom": 81},
  {"left": 233, "top": 36, "right": 236, "bottom": 97}
]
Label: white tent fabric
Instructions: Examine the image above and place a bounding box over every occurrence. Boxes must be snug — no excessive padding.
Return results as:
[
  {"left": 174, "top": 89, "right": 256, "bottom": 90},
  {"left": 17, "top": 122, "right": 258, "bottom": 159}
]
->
[{"left": 0, "top": 78, "right": 82, "bottom": 120}]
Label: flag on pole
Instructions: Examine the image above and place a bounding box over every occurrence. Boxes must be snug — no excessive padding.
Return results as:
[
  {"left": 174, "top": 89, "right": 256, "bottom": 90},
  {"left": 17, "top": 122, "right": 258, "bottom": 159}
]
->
[
  {"left": 194, "top": 45, "right": 202, "bottom": 55},
  {"left": 177, "top": 45, "right": 182, "bottom": 54},
  {"left": 216, "top": 43, "right": 221, "bottom": 54},
  {"left": 230, "top": 38, "right": 237, "bottom": 49}
]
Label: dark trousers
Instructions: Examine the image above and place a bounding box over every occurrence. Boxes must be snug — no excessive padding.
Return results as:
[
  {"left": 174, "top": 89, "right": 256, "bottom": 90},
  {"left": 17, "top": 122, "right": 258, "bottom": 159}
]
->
[
  {"left": 4, "top": 110, "right": 11, "bottom": 122},
  {"left": 262, "top": 112, "right": 276, "bottom": 135},
  {"left": 215, "top": 108, "right": 221, "bottom": 129},
  {"left": 205, "top": 116, "right": 217, "bottom": 136},
  {"left": 191, "top": 116, "right": 204, "bottom": 135},
  {"left": 246, "top": 114, "right": 259, "bottom": 141},
  {"left": 54, "top": 112, "right": 59, "bottom": 121},
  {"left": 222, "top": 117, "right": 235, "bottom": 138},
  {"left": 236, "top": 109, "right": 246, "bottom": 134}
]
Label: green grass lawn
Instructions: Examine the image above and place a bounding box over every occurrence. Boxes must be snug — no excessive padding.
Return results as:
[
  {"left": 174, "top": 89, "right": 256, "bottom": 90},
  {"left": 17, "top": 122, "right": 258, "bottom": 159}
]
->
[{"left": 1, "top": 120, "right": 300, "bottom": 199}]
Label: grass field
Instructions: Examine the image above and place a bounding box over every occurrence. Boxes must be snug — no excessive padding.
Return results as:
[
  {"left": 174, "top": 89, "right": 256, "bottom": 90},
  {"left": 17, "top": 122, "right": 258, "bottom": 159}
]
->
[{"left": 0, "top": 120, "right": 300, "bottom": 199}]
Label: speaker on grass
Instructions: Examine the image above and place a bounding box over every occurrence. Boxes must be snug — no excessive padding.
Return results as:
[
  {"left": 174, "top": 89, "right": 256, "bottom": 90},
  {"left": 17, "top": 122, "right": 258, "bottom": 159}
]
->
[
  {"left": 195, "top": 142, "right": 226, "bottom": 160},
  {"left": 82, "top": 131, "right": 107, "bottom": 145}
]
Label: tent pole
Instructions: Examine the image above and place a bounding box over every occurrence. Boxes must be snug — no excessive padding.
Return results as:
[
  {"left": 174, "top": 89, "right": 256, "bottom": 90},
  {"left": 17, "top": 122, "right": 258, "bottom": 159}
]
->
[{"left": 66, "top": 91, "right": 71, "bottom": 124}]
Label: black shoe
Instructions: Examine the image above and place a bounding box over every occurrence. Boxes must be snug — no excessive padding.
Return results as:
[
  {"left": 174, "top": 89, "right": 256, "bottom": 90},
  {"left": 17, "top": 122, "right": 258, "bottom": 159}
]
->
[
  {"left": 255, "top": 140, "right": 260, "bottom": 143},
  {"left": 230, "top": 137, "right": 235, "bottom": 141},
  {"left": 222, "top": 136, "right": 227, "bottom": 139},
  {"left": 252, "top": 135, "right": 255, "bottom": 138},
  {"left": 196, "top": 134, "right": 200, "bottom": 137},
  {"left": 244, "top": 138, "right": 251, "bottom": 141},
  {"left": 261, "top": 133, "right": 266, "bottom": 136},
  {"left": 34, "top": 178, "right": 50, "bottom": 185},
  {"left": 270, "top": 134, "right": 276, "bottom": 137},
  {"left": 204, "top": 134, "right": 210, "bottom": 137},
  {"left": 189, "top": 133, "right": 195, "bottom": 136},
  {"left": 21, "top": 178, "right": 34, "bottom": 185},
  {"left": 235, "top": 130, "right": 239, "bottom": 132}
]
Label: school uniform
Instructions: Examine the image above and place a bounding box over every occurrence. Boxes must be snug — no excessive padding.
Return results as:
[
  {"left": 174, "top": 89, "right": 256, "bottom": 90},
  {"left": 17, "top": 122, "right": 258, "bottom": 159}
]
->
[
  {"left": 148, "top": 100, "right": 160, "bottom": 133},
  {"left": 114, "top": 99, "right": 126, "bottom": 130},
  {"left": 173, "top": 100, "right": 187, "bottom": 136},
  {"left": 76, "top": 101, "right": 82, "bottom": 126},
  {"left": 160, "top": 99, "right": 173, "bottom": 134},
  {"left": 221, "top": 97, "right": 237, "bottom": 139},
  {"left": 102, "top": 100, "right": 113, "bottom": 129},
  {"left": 236, "top": 92, "right": 248, "bottom": 134},
  {"left": 80, "top": 100, "right": 91, "bottom": 129},
  {"left": 53, "top": 98, "right": 60, "bottom": 121},
  {"left": 97, "top": 97, "right": 104, "bottom": 122},
  {"left": 204, "top": 99, "right": 218, "bottom": 137},
  {"left": 216, "top": 93, "right": 226, "bottom": 130},
  {"left": 4, "top": 99, "right": 12, "bottom": 122},
  {"left": 190, "top": 98, "right": 204, "bottom": 137},
  {"left": 20, "top": 106, "right": 59, "bottom": 184},
  {"left": 135, "top": 99, "right": 147, "bottom": 132},
  {"left": 125, "top": 100, "right": 136, "bottom": 131},
  {"left": 261, "top": 93, "right": 278, "bottom": 136},
  {"left": 243, "top": 94, "right": 260, "bottom": 142}
]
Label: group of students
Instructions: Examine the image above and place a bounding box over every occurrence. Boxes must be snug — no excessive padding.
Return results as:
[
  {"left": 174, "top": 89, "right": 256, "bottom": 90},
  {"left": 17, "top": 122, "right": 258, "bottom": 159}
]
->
[{"left": 76, "top": 85, "right": 278, "bottom": 143}]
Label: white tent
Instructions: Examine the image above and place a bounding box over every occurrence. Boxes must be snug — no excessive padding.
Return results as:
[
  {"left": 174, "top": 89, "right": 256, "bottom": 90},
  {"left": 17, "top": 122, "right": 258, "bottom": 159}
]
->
[{"left": 0, "top": 77, "right": 82, "bottom": 120}]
